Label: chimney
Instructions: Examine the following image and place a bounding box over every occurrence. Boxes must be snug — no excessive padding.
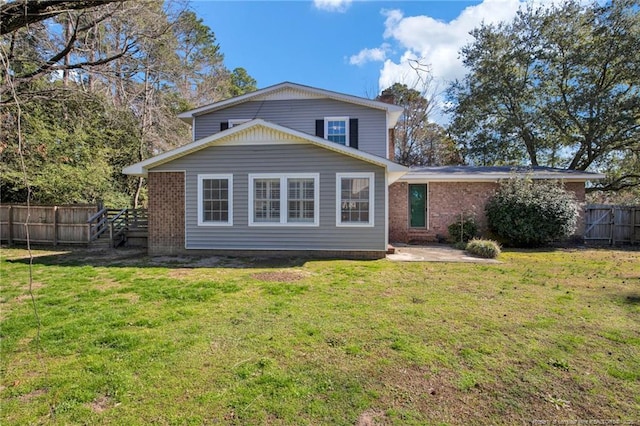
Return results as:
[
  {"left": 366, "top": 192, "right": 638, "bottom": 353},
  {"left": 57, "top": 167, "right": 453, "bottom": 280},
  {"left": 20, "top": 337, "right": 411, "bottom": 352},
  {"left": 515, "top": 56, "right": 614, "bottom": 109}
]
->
[{"left": 377, "top": 93, "right": 395, "bottom": 105}]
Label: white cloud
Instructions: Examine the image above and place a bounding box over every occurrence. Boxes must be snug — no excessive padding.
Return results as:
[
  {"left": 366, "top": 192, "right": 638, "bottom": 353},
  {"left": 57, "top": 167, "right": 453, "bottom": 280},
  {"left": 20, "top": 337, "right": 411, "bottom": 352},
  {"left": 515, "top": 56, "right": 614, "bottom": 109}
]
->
[
  {"left": 349, "top": 44, "right": 390, "bottom": 66},
  {"left": 378, "top": 0, "right": 525, "bottom": 90},
  {"left": 313, "top": 0, "right": 352, "bottom": 13},
  {"left": 352, "top": 0, "right": 548, "bottom": 123}
]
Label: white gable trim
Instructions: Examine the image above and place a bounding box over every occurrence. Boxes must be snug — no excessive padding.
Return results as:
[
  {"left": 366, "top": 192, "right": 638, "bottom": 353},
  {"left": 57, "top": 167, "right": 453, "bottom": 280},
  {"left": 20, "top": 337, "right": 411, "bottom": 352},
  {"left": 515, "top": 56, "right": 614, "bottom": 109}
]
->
[
  {"left": 253, "top": 87, "right": 324, "bottom": 101},
  {"left": 122, "top": 119, "right": 408, "bottom": 178},
  {"left": 215, "top": 126, "right": 303, "bottom": 146}
]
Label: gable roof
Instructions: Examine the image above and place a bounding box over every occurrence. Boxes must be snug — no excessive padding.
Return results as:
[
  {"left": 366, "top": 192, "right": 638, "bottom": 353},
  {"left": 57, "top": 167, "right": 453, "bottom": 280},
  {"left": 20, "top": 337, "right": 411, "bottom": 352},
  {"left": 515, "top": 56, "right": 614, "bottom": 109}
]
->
[
  {"left": 123, "top": 119, "right": 408, "bottom": 180},
  {"left": 401, "top": 165, "right": 605, "bottom": 182},
  {"left": 177, "top": 82, "right": 404, "bottom": 128}
]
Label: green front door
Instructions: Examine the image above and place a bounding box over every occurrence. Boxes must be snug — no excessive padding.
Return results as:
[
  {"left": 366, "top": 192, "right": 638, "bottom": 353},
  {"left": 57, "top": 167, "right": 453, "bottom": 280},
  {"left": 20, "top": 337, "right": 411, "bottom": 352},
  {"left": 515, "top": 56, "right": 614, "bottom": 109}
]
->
[{"left": 409, "top": 184, "right": 427, "bottom": 228}]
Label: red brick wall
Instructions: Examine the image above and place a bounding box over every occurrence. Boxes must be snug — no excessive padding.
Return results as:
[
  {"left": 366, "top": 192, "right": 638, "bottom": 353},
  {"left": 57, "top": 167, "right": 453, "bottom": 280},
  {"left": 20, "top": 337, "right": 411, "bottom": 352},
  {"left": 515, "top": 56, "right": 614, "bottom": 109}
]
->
[
  {"left": 389, "top": 182, "right": 409, "bottom": 242},
  {"left": 389, "top": 180, "right": 586, "bottom": 243},
  {"left": 148, "top": 172, "right": 185, "bottom": 255},
  {"left": 565, "top": 181, "right": 586, "bottom": 235},
  {"left": 428, "top": 182, "right": 499, "bottom": 238}
]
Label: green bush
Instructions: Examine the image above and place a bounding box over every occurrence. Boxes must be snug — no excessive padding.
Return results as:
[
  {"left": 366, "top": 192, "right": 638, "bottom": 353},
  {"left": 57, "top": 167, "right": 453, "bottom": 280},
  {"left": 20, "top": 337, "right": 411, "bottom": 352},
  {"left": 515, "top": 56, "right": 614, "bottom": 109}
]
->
[
  {"left": 485, "top": 177, "right": 580, "bottom": 247},
  {"left": 448, "top": 215, "right": 478, "bottom": 244},
  {"left": 465, "top": 238, "right": 501, "bottom": 259}
]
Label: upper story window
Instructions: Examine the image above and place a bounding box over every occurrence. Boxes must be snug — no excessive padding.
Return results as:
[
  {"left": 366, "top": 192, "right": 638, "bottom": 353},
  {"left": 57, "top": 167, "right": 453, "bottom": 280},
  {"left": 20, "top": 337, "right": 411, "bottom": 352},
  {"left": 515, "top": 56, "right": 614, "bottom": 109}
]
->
[
  {"left": 316, "top": 117, "right": 358, "bottom": 149},
  {"left": 325, "top": 117, "right": 349, "bottom": 145},
  {"left": 220, "top": 119, "right": 250, "bottom": 131}
]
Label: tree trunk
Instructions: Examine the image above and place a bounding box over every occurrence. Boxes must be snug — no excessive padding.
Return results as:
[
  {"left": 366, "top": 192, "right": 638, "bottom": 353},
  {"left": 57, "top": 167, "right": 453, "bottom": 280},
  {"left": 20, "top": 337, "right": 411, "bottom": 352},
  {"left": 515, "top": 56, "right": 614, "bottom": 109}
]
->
[{"left": 63, "top": 14, "right": 72, "bottom": 86}]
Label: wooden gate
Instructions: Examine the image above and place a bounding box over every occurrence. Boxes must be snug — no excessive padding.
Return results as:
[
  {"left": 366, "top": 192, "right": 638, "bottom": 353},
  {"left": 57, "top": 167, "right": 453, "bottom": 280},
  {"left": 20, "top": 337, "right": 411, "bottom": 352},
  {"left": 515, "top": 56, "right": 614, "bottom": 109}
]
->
[{"left": 584, "top": 205, "right": 640, "bottom": 245}]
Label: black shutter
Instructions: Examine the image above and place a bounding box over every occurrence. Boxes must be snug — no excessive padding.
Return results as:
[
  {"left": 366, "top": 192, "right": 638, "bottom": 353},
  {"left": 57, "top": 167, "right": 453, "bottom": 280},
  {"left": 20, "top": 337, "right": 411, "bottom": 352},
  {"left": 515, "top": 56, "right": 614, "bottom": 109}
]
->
[
  {"left": 349, "top": 118, "right": 358, "bottom": 149},
  {"left": 220, "top": 121, "right": 229, "bottom": 131},
  {"left": 315, "top": 119, "right": 324, "bottom": 138}
]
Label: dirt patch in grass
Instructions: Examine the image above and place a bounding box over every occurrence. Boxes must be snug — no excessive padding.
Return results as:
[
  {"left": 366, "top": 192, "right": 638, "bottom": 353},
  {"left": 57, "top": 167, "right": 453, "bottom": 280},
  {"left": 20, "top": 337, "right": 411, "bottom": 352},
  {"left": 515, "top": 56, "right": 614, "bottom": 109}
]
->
[
  {"left": 18, "top": 388, "right": 47, "bottom": 402},
  {"left": 376, "top": 364, "right": 557, "bottom": 424},
  {"left": 355, "top": 409, "right": 389, "bottom": 425},
  {"left": 94, "top": 278, "right": 123, "bottom": 291},
  {"left": 19, "top": 281, "right": 44, "bottom": 291},
  {"left": 14, "top": 294, "right": 34, "bottom": 303},
  {"left": 88, "top": 395, "right": 114, "bottom": 413},
  {"left": 251, "top": 270, "right": 310, "bottom": 282},
  {"left": 167, "top": 268, "right": 195, "bottom": 278},
  {"left": 117, "top": 292, "right": 140, "bottom": 303},
  {"left": 150, "top": 256, "right": 193, "bottom": 265},
  {"left": 380, "top": 366, "right": 461, "bottom": 416}
]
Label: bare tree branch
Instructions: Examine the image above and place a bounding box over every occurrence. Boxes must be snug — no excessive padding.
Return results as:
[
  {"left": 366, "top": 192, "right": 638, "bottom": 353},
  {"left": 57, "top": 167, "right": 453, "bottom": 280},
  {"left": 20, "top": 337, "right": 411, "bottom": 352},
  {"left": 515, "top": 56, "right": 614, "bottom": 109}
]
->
[
  {"left": 0, "top": 0, "right": 127, "bottom": 35},
  {"left": 586, "top": 174, "right": 640, "bottom": 193}
]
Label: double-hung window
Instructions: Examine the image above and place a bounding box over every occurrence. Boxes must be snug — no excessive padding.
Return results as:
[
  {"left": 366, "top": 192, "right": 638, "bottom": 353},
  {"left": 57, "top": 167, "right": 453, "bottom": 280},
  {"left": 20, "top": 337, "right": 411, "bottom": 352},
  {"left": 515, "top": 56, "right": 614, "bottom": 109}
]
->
[
  {"left": 324, "top": 117, "right": 349, "bottom": 146},
  {"left": 249, "top": 174, "right": 319, "bottom": 226},
  {"left": 197, "top": 174, "right": 233, "bottom": 226},
  {"left": 253, "top": 178, "right": 281, "bottom": 222},
  {"left": 287, "top": 178, "right": 316, "bottom": 223},
  {"left": 336, "top": 172, "right": 374, "bottom": 227}
]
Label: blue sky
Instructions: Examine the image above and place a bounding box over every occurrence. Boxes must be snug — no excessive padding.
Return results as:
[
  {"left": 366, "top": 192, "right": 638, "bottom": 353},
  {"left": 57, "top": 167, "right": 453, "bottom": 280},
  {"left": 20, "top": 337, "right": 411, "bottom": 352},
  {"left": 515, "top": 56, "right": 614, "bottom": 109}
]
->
[{"left": 191, "top": 0, "right": 534, "bottom": 116}]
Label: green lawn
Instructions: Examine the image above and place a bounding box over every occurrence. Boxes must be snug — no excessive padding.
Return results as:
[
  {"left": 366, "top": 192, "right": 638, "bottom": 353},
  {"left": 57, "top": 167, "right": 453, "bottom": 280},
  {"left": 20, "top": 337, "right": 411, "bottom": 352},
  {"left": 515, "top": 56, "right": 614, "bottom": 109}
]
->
[{"left": 1, "top": 247, "right": 638, "bottom": 425}]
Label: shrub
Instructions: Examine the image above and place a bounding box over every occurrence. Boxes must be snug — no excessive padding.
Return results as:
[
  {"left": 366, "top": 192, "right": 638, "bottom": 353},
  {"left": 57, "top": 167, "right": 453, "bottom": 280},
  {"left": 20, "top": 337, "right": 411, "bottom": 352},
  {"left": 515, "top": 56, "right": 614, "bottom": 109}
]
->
[
  {"left": 448, "top": 215, "right": 478, "bottom": 244},
  {"left": 485, "top": 177, "right": 580, "bottom": 247},
  {"left": 465, "top": 238, "right": 501, "bottom": 259}
]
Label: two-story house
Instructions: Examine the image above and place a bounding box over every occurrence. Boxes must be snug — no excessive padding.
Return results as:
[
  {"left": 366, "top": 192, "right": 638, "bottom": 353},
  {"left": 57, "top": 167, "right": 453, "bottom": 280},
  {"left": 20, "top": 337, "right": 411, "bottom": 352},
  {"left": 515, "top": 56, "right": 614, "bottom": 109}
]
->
[
  {"left": 123, "top": 82, "right": 602, "bottom": 257},
  {"left": 123, "top": 82, "right": 407, "bottom": 258}
]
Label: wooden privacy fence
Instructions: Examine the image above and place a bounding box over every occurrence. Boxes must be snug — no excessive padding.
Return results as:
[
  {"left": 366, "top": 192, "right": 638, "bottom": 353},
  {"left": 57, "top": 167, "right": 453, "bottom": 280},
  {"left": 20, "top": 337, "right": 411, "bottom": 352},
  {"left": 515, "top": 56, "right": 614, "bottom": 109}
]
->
[
  {"left": 0, "top": 204, "right": 98, "bottom": 245},
  {"left": 584, "top": 204, "right": 640, "bottom": 245}
]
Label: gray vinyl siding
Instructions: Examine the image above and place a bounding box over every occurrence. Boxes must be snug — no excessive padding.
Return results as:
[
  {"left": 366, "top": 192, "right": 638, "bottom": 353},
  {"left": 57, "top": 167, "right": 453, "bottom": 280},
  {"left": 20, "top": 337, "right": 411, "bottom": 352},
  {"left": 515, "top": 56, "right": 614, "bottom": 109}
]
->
[
  {"left": 193, "top": 99, "right": 388, "bottom": 158},
  {"left": 151, "top": 144, "right": 387, "bottom": 251}
]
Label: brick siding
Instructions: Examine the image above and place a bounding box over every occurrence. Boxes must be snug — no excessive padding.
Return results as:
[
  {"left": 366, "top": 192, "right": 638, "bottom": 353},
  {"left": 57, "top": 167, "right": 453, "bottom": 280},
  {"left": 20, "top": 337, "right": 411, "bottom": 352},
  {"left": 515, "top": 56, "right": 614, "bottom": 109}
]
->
[
  {"left": 564, "top": 181, "right": 586, "bottom": 235},
  {"left": 389, "top": 182, "right": 410, "bottom": 242},
  {"left": 389, "top": 180, "right": 587, "bottom": 244},
  {"left": 388, "top": 128, "right": 395, "bottom": 161},
  {"left": 148, "top": 172, "right": 185, "bottom": 255}
]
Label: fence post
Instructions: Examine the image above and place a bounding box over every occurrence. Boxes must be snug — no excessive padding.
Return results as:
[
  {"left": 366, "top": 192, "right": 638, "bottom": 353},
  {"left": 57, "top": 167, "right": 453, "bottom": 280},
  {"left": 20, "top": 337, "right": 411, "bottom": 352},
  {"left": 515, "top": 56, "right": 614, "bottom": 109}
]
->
[
  {"left": 8, "top": 205, "right": 13, "bottom": 246},
  {"left": 609, "top": 206, "right": 615, "bottom": 246},
  {"left": 633, "top": 207, "right": 639, "bottom": 244},
  {"left": 53, "top": 206, "right": 58, "bottom": 246}
]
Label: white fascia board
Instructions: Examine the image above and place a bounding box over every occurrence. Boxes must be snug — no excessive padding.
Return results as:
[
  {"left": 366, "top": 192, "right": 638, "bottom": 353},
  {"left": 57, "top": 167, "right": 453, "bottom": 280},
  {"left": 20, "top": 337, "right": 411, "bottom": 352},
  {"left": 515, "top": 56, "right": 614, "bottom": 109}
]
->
[
  {"left": 175, "top": 84, "right": 286, "bottom": 120},
  {"left": 388, "top": 171, "right": 408, "bottom": 184},
  {"left": 177, "top": 82, "right": 404, "bottom": 129},
  {"left": 386, "top": 109, "right": 403, "bottom": 128},
  {"left": 123, "top": 119, "right": 409, "bottom": 177},
  {"left": 122, "top": 120, "right": 262, "bottom": 176},
  {"left": 400, "top": 172, "right": 606, "bottom": 182}
]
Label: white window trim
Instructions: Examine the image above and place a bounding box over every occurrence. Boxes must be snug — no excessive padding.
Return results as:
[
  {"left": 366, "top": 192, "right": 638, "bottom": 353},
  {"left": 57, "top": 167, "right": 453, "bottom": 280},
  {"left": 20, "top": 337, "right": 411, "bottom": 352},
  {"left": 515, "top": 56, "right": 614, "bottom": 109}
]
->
[
  {"left": 324, "top": 116, "right": 350, "bottom": 147},
  {"left": 248, "top": 173, "right": 320, "bottom": 227},
  {"left": 197, "top": 174, "right": 233, "bottom": 226},
  {"left": 336, "top": 172, "right": 375, "bottom": 227},
  {"left": 229, "top": 119, "right": 250, "bottom": 127}
]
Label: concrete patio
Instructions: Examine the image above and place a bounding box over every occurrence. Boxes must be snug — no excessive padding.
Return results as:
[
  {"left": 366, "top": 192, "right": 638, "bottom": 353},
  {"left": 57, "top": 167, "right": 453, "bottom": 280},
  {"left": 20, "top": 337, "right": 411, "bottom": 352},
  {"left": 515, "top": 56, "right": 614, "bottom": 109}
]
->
[{"left": 386, "top": 244, "right": 500, "bottom": 263}]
